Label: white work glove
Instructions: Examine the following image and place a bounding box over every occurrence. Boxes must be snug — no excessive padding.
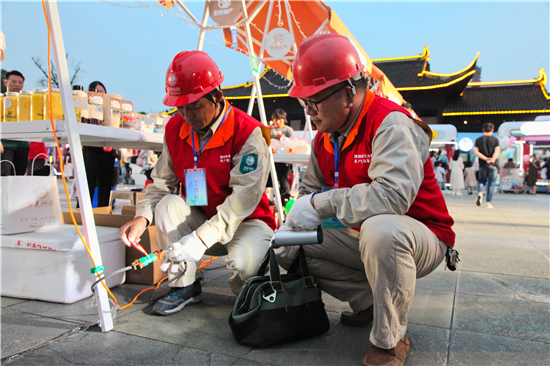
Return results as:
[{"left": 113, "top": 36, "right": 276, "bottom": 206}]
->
[
  {"left": 167, "top": 231, "right": 207, "bottom": 263},
  {"left": 272, "top": 227, "right": 300, "bottom": 260},
  {"left": 159, "top": 258, "right": 186, "bottom": 274},
  {"left": 284, "top": 194, "right": 321, "bottom": 230}
]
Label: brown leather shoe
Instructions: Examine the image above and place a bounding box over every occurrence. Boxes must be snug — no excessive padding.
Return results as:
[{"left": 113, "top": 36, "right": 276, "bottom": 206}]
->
[
  {"left": 340, "top": 305, "right": 374, "bottom": 327},
  {"left": 362, "top": 336, "right": 410, "bottom": 366}
]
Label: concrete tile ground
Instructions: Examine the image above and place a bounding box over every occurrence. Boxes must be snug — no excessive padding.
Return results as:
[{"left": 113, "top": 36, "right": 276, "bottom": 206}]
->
[{"left": 1, "top": 186, "right": 549, "bottom": 365}]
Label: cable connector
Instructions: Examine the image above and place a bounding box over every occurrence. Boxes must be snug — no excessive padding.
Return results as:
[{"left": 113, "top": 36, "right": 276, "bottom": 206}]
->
[
  {"left": 131, "top": 250, "right": 165, "bottom": 271},
  {"left": 153, "top": 249, "right": 165, "bottom": 261}
]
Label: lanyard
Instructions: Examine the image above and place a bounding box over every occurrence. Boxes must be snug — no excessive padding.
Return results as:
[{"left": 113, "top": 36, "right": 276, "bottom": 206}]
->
[
  {"left": 191, "top": 106, "right": 232, "bottom": 167},
  {"left": 333, "top": 139, "right": 339, "bottom": 186}
]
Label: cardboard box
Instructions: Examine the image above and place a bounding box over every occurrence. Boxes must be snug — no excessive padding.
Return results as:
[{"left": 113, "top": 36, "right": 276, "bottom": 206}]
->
[{"left": 62, "top": 207, "right": 166, "bottom": 285}]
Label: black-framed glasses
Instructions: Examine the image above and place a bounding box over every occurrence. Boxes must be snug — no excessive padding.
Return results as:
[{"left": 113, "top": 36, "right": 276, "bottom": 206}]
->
[{"left": 298, "top": 84, "right": 347, "bottom": 112}]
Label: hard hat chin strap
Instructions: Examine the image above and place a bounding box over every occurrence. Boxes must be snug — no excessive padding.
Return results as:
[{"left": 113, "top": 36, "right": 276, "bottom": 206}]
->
[
  {"left": 337, "top": 77, "right": 362, "bottom": 132},
  {"left": 337, "top": 103, "right": 355, "bottom": 133}
]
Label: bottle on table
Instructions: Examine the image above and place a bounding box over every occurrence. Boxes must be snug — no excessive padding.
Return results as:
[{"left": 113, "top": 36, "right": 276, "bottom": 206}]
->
[
  {"left": 4, "top": 91, "right": 18, "bottom": 122},
  {"left": 18, "top": 91, "right": 32, "bottom": 121}
]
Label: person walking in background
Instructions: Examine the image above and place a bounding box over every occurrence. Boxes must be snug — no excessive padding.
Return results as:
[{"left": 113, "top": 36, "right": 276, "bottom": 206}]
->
[
  {"left": 429, "top": 150, "right": 437, "bottom": 171},
  {"left": 437, "top": 150, "right": 449, "bottom": 190},
  {"left": 463, "top": 161, "right": 477, "bottom": 195},
  {"left": 474, "top": 123, "right": 500, "bottom": 208},
  {"left": 449, "top": 149, "right": 465, "bottom": 195},
  {"left": 437, "top": 150, "right": 449, "bottom": 168},
  {"left": 435, "top": 161, "right": 446, "bottom": 190},
  {"left": 63, "top": 146, "right": 73, "bottom": 179},
  {"left": 121, "top": 148, "right": 133, "bottom": 184},
  {"left": 540, "top": 158, "right": 548, "bottom": 186},
  {"left": 526, "top": 155, "right": 541, "bottom": 194}
]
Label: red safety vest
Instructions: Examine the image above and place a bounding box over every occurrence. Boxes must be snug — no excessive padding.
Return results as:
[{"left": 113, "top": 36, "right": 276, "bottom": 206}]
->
[
  {"left": 164, "top": 103, "right": 276, "bottom": 231},
  {"left": 314, "top": 90, "right": 455, "bottom": 246}
]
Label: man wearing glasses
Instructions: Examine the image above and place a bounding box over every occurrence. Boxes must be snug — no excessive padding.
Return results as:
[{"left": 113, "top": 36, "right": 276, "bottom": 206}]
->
[{"left": 278, "top": 34, "right": 455, "bottom": 366}]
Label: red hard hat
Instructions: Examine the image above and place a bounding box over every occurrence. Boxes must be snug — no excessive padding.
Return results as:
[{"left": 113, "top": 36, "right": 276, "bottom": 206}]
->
[
  {"left": 163, "top": 50, "right": 224, "bottom": 107},
  {"left": 288, "top": 34, "right": 365, "bottom": 98}
]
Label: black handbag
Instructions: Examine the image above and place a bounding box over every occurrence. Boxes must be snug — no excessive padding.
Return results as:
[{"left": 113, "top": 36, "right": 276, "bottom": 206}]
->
[{"left": 228, "top": 246, "right": 330, "bottom": 347}]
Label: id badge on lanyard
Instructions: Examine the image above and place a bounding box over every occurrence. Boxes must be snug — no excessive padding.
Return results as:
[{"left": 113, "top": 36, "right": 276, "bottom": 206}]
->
[
  {"left": 322, "top": 139, "right": 346, "bottom": 229},
  {"left": 186, "top": 106, "right": 232, "bottom": 207},
  {"left": 185, "top": 168, "right": 208, "bottom": 206}
]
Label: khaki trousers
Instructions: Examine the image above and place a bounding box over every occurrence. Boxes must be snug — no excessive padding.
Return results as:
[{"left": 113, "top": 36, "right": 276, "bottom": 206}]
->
[
  {"left": 154, "top": 195, "right": 274, "bottom": 295},
  {"left": 279, "top": 214, "right": 447, "bottom": 350}
]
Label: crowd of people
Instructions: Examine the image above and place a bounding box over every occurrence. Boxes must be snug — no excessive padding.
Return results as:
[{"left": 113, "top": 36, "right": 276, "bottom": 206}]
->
[{"left": 428, "top": 121, "right": 549, "bottom": 206}]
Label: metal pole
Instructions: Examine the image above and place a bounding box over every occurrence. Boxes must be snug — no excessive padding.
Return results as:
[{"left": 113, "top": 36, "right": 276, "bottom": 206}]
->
[
  {"left": 257, "top": 0, "right": 274, "bottom": 63},
  {"left": 174, "top": 0, "right": 201, "bottom": 26},
  {"left": 197, "top": 2, "right": 210, "bottom": 50},
  {"left": 247, "top": 83, "right": 256, "bottom": 116},
  {"left": 241, "top": 0, "right": 284, "bottom": 222},
  {"left": 45, "top": 0, "right": 113, "bottom": 332}
]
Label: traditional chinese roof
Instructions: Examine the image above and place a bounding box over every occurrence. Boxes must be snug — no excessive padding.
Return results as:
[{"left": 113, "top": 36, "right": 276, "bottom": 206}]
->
[
  {"left": 222, "top": 67, "right": 292, "bottom": 98},
  {"left": 372, "top": 46, "right": 478, "bottom": 97},
  {"left": 443, "top": 69, "right": 550, "bottom": 116}
]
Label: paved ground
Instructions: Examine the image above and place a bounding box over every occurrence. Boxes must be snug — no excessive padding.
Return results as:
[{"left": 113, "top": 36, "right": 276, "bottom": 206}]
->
[{"left": 1, "top": 181, "right": 549, "bottom": 365}]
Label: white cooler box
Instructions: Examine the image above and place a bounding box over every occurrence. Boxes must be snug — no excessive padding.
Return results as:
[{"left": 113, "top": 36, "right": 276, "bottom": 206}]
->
[{"left": 1, "top": 224, "right": 126, "bottom": 304}]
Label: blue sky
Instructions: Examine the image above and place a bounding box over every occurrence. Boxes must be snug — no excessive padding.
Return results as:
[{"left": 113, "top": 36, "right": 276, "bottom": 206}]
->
[{"left": 2, "top": 1, "right": 548, "bottom": 113}]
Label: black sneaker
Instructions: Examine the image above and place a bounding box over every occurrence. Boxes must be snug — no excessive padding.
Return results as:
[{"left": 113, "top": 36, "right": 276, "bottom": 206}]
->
[
  {"left": 476, "top": 193, "right": 483, "bottom": 206},
  {"left": 153, "top": 279, "right": 202, "bottom": 316}
]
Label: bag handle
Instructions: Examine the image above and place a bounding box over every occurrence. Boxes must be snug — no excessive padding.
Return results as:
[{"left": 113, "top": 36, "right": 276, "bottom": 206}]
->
[
  {"left": 267, "top": 247, "right": 282, "bottom": 292},
  {"left": 256, "top": 247, "right": 283, "bottom": 292},
  {"left": 0, "top": 159, "right": 16, "bottom": 175},
  {"left": 287, "top": 247, "right": 315, "bottom": 288},
  {"left": 258, "top": 246, "right": 316, "bottom": 294},
  {"left": 257, "top": 246, "right": 272, "bottom": 276},
  {"left": 31, "top": 153, "right": 50, "bottom": 175}
]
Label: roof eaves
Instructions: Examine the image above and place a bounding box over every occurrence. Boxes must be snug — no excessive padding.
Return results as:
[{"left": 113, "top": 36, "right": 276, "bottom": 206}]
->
[
  {"left": 371, "top": 46, "right": 429, "bottom": 63},
  {"left": 443, "top": 109, "right": 550, "bottom": 116},
  {"left": 397, "top": 70, "right": 476, "bottom": 91},
  {"left": 418, "top": 52, "right": 479, "bottom": 78},
  {"left": 468, "top": 68, "right": 547, "bottom": 88}
]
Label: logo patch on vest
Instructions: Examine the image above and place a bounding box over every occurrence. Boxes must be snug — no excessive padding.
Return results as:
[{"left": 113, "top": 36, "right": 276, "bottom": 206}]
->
[{"left": 240, "top": 153, "right": 258, "bottom": 174}]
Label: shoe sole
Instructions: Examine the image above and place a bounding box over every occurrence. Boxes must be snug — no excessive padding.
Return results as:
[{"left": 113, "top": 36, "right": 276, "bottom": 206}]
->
[
  {"left": 153, "top": 294, "right": 203, "bottom": 316},
  {"left": 476, "top": 196, "right": 482, "bottom": 206}
]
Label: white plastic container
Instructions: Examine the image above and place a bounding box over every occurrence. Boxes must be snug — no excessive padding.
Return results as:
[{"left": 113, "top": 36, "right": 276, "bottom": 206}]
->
[{"left": 1, "top": 225, "right": 126, "bottom": 303}]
